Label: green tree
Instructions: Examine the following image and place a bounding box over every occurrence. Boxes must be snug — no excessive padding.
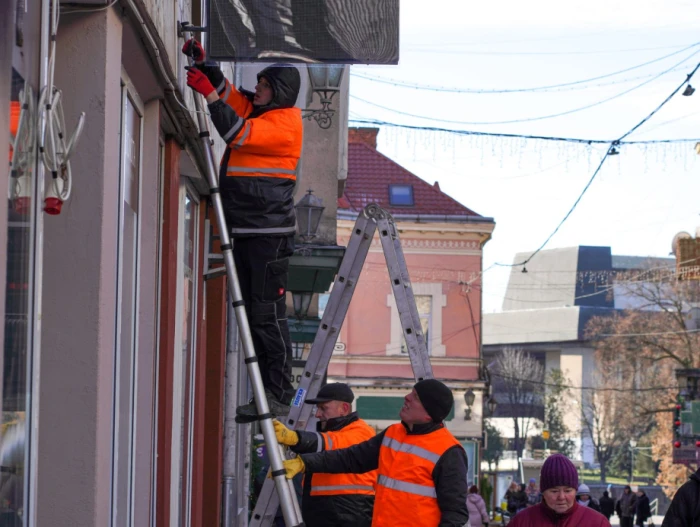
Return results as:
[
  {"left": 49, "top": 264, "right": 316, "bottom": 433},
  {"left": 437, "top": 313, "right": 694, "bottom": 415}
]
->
[{"left": 483, "top": 421, "right": 504, "bottom": 472}]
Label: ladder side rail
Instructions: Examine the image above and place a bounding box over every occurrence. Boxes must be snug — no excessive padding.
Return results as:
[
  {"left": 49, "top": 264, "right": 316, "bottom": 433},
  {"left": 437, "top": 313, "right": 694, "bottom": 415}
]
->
[
  {"left": 374, "top": 212, "right": 433, "bottom": 380},
  {"left": 249, "top": 212, "right": 377, "bottom": 527},
  {"left": 183, "top": 38, "right": 302, "bottom": 526}
]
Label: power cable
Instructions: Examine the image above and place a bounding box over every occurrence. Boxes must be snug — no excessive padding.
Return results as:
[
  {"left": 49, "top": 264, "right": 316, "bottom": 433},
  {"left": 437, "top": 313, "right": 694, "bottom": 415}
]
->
[
  {"left": 351, "top": 42, "right": 700, "bottom": 94},
  {"left": 350, "top": 47, "right": 700, "bottom": 126}
]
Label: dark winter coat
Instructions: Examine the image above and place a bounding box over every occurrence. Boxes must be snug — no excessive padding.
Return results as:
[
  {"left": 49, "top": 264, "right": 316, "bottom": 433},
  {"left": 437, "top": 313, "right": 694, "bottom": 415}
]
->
[
  {"left": 506, "top": 488, "right": 528, "bottom": 514},
  {"left": 507, "top": 501, "right": 611, "bottom": 527},
  {"left": 579, "top": 497, "right": 602, "bottom": 513},
  {"left": 636, "top": 493, "right": 651, "bottom": 523},
  {"left": 301, "top": 421, "right": 469, "bottom": 527},
  {"left": 200, "top": 62, "right": 302, "bottom": 237},
  {"left": 617, "top": 491, "right": 638, "bottom": 518},
  {"left": 662, "top": 469, "right": 700, "bottom": 527},
  {"left": 290, "top": 413, "right": 375, "bottom": 527},
  {"left": 600, "top": 494, "right": 615, "bottom": 519}
]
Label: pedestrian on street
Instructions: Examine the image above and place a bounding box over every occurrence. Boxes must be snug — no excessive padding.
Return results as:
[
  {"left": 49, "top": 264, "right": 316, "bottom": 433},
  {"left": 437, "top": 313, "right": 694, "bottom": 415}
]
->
[
  {"left": 577, "top": 483, "right": 602, "bottom": 513},
  {"left": 505, "top": 481, "right": 527, "bottom": 515},
  {"left": 599, "top": 490, "right": 616, "bottom": 520},
  {"left": 505, "top": 454, "right": 611, "bottom": 527},
  {"left": 272, "top": 383, "right": 376, "bottom": 527},
  {"left": 181, "top": 39, "right": 302, "bottom": 419},
  {"left": 634, "top": 489, "right": 651, "bottom": 527},
  {"left": 280, "top": 379, "right": 470, "bottom": 526},
  {"left": 525, "top": 477, "right": 541, "bottom": 507},
  {"left": 616, "top": 485, "right": 638, "bottom": 527},
  {"left": 661, "top": 467, "right": 700, "bottom": 526},
  {"left": 466, "top": 485, "right": 490, "bottom": 527}
]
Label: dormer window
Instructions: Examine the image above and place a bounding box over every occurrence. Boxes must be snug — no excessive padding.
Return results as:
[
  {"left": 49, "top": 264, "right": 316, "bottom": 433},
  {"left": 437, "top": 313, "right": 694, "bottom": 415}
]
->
[{"left": 389, "top": 184, "right": 414, "bottom": 206}]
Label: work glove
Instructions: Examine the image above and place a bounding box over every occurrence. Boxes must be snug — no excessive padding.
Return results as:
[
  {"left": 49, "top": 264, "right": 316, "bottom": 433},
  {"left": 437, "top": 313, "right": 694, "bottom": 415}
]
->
[
  {"left": 182, "top": 38, "right": 205, "bottom": 63},
  {"left": 273, "top": 419, "right": 299, "bottom": 446},
  {"left": 185, "top": 66, "right": 216, "bottom": 99},
  {"left": 282, "top": 457, "right": 305, "bottom": 479}
]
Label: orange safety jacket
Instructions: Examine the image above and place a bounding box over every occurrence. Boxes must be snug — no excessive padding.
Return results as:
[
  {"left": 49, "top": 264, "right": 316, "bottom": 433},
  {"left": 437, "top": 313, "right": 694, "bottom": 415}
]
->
[
  {"left": 372, "top": 423, "right": 462, "bottom": 527},
  {"left": 308, "top": 419, "right": 377, "bottom": 497},
  {"left": 214, "top": 78, "right": 302, "bottom": 236}
]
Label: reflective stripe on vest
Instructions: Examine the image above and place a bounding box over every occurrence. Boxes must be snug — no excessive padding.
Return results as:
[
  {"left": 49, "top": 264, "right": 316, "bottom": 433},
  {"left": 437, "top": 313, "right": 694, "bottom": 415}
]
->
[
  {"left": 310, "top": 484, "right": 375, "bottom": 493},
  {"left": 233, "top": 122, "right": 251, "bottom": 148},
  {"left": 381, "top": 435, "right": 441, "bottom": 464},
  {"left": 226, "top": 165, "right": 296, "bottom": 180},
  {"left": 377, "top": 474, "right": 437, "bottom": 498},
  {"left": 230, "top": 226, "right": 296, "bottom": 235}
]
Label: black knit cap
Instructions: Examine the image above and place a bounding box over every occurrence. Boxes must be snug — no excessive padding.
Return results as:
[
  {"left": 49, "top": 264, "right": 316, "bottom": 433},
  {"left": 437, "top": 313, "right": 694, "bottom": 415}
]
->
[
  {"left": 413, "top": 379, "right": 454, "bottom": 422},
  {"left": 305, "top": 383, "right": 354, "bottom": 404}
]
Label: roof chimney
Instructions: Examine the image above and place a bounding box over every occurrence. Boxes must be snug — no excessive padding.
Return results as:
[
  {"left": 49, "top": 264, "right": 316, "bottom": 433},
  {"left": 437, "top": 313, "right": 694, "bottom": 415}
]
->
[{"left": 349, "top": 127, "right": 379, "bottom": 149}]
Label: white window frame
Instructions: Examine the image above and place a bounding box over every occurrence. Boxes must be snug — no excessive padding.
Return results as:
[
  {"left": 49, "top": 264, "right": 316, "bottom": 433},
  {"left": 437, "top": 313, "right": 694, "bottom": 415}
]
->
[{"left": 386, "top": 283, "right": 446, "bottom": 357}]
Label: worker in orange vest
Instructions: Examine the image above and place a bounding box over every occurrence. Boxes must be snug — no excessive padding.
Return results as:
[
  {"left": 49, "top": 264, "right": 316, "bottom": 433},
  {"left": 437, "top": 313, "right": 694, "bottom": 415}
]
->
[
  {"left": 281, "top": 379, "right": 469, "bottom": 527},
  {"left": 274, "top": 383, "right": 376, "bottom": 526},
  {"left": 182, "top": 40, "right": 302, "bottom": 418}
]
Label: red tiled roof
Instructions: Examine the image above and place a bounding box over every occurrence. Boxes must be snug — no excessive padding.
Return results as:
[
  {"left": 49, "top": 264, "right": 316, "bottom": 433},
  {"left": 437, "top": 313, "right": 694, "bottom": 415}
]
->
[{"left": 340, "top": 142, "right": 482, "bottom": 217}]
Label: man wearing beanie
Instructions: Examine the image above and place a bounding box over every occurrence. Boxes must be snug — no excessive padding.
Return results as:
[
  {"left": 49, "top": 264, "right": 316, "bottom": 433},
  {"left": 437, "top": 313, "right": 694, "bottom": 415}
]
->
[
  {"left": 507, "top": 454, "right": 611, "bottom": 526},
  {"left": 280, "top": 378, "right": 469, "bottom": 526}
]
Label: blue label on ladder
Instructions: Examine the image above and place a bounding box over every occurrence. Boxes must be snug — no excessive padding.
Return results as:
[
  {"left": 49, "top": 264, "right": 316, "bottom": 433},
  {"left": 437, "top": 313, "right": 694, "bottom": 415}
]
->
[{"left": 293, "top": 388, "right": 306, "bottom": 407}]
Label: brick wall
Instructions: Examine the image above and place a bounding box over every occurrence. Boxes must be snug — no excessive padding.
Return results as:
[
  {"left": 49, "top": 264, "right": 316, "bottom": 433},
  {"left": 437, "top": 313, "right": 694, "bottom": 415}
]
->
[{"left": 348, "top": 127, "right": 379, "bottom": 149}]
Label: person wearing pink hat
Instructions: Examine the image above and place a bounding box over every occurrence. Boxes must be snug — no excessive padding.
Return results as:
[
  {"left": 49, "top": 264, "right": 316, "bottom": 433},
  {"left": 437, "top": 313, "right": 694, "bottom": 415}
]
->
[{"left": 507, "top": 454, "right": 611, "bottom": 526}]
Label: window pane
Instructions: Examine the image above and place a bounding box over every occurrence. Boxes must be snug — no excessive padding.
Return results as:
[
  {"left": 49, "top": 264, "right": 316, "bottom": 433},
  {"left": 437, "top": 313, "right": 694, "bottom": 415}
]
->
[
  {"left": 401, "top": 295, "right": 431, "bottom": 354},
  {"left": 389, "top": 185, "right": 414, "bottom": 206},
  {"left": 3, "top": 67, "right": 35, "bottom": 525}
]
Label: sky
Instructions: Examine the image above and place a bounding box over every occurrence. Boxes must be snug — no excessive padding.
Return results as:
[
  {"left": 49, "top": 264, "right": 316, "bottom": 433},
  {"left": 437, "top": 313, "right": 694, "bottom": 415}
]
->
[{"left": 348, "top": 0, "right": 700, "bottom": 313}]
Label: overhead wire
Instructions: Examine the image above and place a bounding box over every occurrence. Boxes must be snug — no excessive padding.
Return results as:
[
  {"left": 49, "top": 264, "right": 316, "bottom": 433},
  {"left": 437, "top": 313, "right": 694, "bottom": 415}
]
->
[{"left": 351, "top": 42, "right": 700, "bottom": 94}]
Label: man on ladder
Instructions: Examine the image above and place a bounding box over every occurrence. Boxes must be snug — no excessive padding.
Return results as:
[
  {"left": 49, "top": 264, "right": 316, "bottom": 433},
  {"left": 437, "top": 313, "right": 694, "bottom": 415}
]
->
[
  {"left": 182, "top": 39, "right": 299, "bottom": 418},
  {"left": 281, "top": 379, "right": 470, "bottom": 527},
  {"left": 273, "top": 383, "right": 376, "bottom": 526}
]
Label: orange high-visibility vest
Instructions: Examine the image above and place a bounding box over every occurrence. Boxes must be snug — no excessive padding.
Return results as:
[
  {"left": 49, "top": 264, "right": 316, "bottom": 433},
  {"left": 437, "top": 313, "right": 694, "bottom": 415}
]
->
[
  {"left": 9, "top": 100, "right": 20, "bottom": 162},
  {"left": 219, "top": 80, "right": 302, "bottom": 181},
  {"left": 308, "top": 419, "right": 377, "bottom": 497},
  {"left": 372, "top": 423, "right": 462, "bottom": 527}
]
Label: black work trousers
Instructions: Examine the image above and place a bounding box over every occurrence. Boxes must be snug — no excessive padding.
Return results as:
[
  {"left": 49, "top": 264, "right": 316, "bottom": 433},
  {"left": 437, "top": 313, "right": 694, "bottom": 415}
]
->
[
  {"left": 621, "top": 517, "right": 634, "bottom": 527},
  {"left": 233, "top": 235, "right": 295, "bottom": 404}
]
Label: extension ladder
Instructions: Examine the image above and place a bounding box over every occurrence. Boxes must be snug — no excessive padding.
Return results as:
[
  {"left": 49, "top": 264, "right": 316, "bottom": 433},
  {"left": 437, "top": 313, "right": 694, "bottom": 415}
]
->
[{"left": 249, "top": 203, "right": 435, "bottom": 526}]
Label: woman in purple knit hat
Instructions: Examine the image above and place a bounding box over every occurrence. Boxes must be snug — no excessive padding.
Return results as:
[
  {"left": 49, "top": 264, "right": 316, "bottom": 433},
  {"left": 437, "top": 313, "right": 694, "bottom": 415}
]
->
[{"left": 507, "top": 454, "right": 611, "bottom": 527}]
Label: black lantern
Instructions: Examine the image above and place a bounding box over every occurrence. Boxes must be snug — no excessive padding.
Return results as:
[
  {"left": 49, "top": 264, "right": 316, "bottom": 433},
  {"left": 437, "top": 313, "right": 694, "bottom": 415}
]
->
[
  {"left": 292, "top": 291, "right": 314, "bottom": 319},
  {"left": 295, "top": 189, "right": 325, "bottom": 243},
  {"left": 302, "top": 64, "right": 345, "bottom": 129},
  {"left": 487, "top": 397, "right": 498, "bottom": 417},
  {"left": 463, "top": 389, "right": 476, "bottom": 421}
]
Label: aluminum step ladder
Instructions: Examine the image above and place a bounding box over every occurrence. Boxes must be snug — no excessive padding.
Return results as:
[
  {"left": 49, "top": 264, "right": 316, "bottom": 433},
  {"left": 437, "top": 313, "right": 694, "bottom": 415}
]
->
[
  {"left": 249, "top": 203, "right": 434, "bottom": 526},
  {"left": 182, "top": 29, "right": 304, "bottom": 527}
]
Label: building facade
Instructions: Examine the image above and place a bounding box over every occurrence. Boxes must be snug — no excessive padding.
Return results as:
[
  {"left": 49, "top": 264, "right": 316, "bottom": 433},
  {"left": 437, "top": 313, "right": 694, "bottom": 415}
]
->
[
  {"left": 1, "top": 0, "right": 348, "bottom": 525},
  {"left": 327, "top": 128, "right": 495, "bottom": 483}
]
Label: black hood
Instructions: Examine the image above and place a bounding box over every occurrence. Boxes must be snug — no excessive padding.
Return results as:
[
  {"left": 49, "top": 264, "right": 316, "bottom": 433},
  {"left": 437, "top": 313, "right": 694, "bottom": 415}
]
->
[{"left": 255, "top": 63, "right": 300, "bottom": 111}]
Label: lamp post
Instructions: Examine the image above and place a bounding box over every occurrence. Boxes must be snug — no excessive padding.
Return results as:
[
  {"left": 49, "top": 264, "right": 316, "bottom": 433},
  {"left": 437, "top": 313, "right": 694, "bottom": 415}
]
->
[
  {"left": 302, "top": 64, "right": 345, "bottom": 129},
  {"left": 629, "top": 439, "right": 637, "bottom": 483},
  {"left": 463, "top": 389, "right": 475, "bottom": 420},
  {"left": 294, "top": 189, "right": 325, "bottom": 243}
]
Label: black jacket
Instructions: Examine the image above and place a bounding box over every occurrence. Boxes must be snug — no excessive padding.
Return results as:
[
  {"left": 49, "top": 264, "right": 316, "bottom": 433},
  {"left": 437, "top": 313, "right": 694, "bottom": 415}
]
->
[
  {"left": 636, "top": 493, "right": 651, "bottom": 522},
  {"left": 200, "top": 63, "right": 301, "bottom": 237},
  {"left": 290, "top": 413, "right": 374, "bottom": 527},
  {"left": 662, "top": 469, "right": 700, "bottom": 527},
  {"left": 301, "top": 421, "right": 469, "bottom": 527},
  {"left": 599, "top": 495, "right": 615, "bottom": 519}
]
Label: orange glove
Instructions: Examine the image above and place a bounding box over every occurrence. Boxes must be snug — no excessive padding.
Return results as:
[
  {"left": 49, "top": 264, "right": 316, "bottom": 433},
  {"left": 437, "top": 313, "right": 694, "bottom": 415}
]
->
[
  {"left": 185, "top": 66, "right": 216, "bottom": 99},
  {"left": 182, "top": 38, "right": 205, "bottom": 63}
]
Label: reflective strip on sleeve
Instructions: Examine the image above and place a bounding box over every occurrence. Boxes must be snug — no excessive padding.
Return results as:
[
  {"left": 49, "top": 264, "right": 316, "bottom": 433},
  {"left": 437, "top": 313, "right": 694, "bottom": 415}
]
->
[
  {"left": 381, "top": 436, "right": 441, "bottom": 464},
  {"left": 314, "top": 432, "right": 323, "bottom": 453},
  {"left": 216, "top": 79, "right": 226, "bottom": 95},
  {"left": 377, "top": 475, "right": 437, "bottom": 499},
  {"left": 222, "top": 117, "right": 244, "bottom": 143},
  {"left": 310, "top": 484, "right": 375, "bottom": 493},
  {"left": 324, "top": 434, "right": 333, "bottom": 450},
  {"left": 233, "top": 122, "right": 251, "bottom": 148},
  {"left": 226, "top": 166, "right": 297, "bottom": 175}
]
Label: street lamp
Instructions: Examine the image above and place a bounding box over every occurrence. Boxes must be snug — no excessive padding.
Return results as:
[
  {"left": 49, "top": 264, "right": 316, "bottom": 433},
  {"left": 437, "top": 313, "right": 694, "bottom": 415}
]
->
[
  {"left": 292, "top": 291, "right": 314, "bottom": 319},
  {"left": 302, "top": 64, "right": 345, "bottom": 129},
  {"left": 487, "top": 397, "right": 498, "bottom": 417},
  {"left": 629, "top": 439, "right": 637, "bottom": 483},
  {"left": 294, "top": 189, "right": 325, "bottom": 243},
  {"left": 463, "top": 389, "right": 475, "bottom": 420}
]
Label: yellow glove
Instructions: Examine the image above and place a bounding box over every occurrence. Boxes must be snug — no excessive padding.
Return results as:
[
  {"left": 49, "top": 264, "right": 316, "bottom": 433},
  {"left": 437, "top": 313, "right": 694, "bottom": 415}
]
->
[
  {"left": 273, "top": 419, "right": 299, "bottom": 446},
  {"left": 282, "top": 457, "right": 305, "bottom": 479}
]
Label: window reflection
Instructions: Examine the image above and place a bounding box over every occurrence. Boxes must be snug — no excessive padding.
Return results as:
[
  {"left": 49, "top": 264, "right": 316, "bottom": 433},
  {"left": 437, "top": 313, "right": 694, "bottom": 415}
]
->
[{"left": 3, "top": 67, "right": 35, "bottom": 525}]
